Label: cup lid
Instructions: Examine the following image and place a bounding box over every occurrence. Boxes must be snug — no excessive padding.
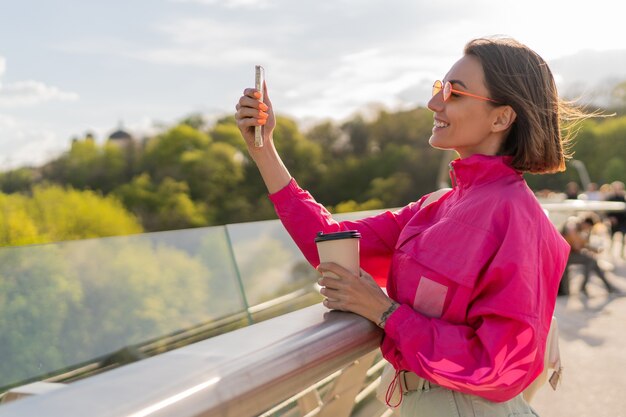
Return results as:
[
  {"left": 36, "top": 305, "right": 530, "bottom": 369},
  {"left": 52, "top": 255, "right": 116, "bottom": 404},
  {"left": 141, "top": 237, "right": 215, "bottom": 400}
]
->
[{"left": 314, "top": 230, "right": 361, "bottom": 242}]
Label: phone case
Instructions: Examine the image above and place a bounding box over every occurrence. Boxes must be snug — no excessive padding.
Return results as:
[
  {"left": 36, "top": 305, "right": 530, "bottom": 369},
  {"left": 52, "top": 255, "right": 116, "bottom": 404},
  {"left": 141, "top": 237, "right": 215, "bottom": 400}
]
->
[{"left": 254, "top": 65, "right": 265, "bottom": 147}]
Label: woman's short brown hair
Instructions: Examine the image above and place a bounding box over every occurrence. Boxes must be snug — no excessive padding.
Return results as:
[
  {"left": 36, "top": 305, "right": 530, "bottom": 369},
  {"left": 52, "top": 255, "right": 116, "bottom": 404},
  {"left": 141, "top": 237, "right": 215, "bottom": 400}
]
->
[{"left": 465, "top": 37, "right": 583, "bottom": 174}]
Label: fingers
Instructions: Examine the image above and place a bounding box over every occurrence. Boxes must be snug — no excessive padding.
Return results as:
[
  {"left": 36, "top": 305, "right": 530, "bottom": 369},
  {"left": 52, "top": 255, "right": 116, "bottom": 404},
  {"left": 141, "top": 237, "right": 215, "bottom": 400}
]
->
[
  {"left": 323, "top": 297, "right": 343, "bottom": 310},
  {"left": 318, "top": 275, "right": 347, "bottom": 290},
  {"left": 237, "top": 94, "right": 269, "bottom": 112},
  {"left": 235, "top": 97, "right": 268, "bottom": 127},
  {"left": 317, "top": 262, "right": 355, "bottom": 279},
  {"left": 318, "top": 262, "right": 364, "bottom": 311},
  {"left": 319, "top": 286, "right": 340, "bottom": 301},
  {"left": 243, "top": 88, "right": 262, "bottom": 99},
  {"left": 236, "top": 106, "right": 269, "bottom": 122},
  {"left": 235, "top": 81, "right": 273, "bottom": 130},
  {"left": 235, "top": 114, "right": 268, "bottom": 131},
  {"left": 235, "top": 92, "right": 270, "bottom": 132}
]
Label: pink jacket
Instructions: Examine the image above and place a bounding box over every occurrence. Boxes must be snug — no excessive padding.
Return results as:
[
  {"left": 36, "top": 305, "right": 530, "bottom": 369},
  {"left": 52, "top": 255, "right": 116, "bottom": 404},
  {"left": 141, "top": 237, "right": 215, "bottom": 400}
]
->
[{"left": 269, "top": 154, "right": 570, "bottom": 402}]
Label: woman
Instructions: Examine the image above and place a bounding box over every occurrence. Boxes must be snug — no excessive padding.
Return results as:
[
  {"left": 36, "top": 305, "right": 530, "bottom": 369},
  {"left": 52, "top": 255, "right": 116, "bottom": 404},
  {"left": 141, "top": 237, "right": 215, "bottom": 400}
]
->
[{"left": 235, "top": 37, "right": 573, "bottom": 416}]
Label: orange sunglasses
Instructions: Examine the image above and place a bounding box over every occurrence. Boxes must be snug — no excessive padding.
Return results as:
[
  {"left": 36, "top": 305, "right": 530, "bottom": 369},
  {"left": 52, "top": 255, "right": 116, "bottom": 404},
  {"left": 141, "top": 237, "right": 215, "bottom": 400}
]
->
[{"left": 432, "top": 80, "right": 501, "bottom": 104}]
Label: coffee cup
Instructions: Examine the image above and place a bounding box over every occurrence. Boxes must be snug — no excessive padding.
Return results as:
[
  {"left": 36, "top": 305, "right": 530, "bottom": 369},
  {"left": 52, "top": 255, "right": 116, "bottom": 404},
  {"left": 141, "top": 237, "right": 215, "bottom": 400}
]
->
[{"left": 314, "top": 230, "right": 361, "bottom": 278}]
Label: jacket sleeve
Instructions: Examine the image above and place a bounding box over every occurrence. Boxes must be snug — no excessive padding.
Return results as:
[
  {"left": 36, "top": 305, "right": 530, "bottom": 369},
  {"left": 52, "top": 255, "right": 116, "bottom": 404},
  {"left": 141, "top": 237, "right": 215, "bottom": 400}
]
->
[
  {"left": 269, "top": 178, "right": 424, "bottom": 285},
  {"left": 381, "top": 212, "right": 567, "bottom": 402}
]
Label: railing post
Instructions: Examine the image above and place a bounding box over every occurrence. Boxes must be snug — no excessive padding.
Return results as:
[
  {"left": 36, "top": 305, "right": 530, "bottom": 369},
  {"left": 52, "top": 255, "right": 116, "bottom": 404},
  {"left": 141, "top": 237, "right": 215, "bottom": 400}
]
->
[
  {"left": 223, "top": 226, "right": 254, "bottom": 325},
  {"left": 317, "top": 351, "right": 379, "bottom": 417}
]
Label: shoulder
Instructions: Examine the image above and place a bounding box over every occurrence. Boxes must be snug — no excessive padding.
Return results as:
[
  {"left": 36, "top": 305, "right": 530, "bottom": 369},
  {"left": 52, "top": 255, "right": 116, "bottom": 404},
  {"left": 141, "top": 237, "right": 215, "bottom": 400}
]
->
[
  {"left": 468, "top": 180, "right": 550, "bottom": 238},
  {"left": 422, "top": 188, "right": 452, "bottom": 208}
]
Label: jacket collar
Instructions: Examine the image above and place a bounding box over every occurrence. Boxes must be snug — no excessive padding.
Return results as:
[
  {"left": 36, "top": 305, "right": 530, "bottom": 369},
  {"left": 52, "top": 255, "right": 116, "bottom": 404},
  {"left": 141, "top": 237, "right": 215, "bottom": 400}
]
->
[{"left": 449, "top": 154, "right": 519, "bottom": 189}]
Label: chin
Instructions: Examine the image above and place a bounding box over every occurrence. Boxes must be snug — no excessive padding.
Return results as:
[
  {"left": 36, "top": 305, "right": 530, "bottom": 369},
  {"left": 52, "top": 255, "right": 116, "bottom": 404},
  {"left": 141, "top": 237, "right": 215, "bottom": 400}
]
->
[{"left": 428, "top": 135, "right": 453, "bottom": 151}]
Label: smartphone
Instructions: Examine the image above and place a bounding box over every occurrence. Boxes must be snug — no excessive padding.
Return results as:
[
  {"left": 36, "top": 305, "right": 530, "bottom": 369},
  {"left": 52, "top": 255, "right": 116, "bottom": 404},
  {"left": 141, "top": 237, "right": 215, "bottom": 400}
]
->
[{"left": 254, "top": 65, "right": 265, "bottom": 147}]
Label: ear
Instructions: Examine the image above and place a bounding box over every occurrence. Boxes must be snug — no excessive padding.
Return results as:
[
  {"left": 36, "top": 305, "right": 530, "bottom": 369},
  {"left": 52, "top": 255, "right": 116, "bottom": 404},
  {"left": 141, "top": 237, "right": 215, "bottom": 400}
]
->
[{"left": 491, "top": 105, "right": 517, "bottom": 133}]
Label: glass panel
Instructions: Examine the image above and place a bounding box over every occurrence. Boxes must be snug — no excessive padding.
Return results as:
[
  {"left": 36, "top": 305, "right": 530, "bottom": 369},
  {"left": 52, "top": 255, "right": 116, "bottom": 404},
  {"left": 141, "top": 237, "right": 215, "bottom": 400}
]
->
[
  {"left": 0, "top": 226, "right": 244, "bottom": 392},
  {"left": 227, "top": 219, "right": 315, "bottom": 307},
  {"left": 226, "top": 209, "right": 387, "bottom": 307},
  {"left": 0, "top": 208, "right": 390, "bottom": 394}
]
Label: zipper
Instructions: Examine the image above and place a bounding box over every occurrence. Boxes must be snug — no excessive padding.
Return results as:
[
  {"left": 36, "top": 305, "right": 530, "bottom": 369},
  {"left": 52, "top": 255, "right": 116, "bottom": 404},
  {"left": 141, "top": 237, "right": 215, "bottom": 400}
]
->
[{"left": 449, "top": 162, "right": 458, "bottom": 188}]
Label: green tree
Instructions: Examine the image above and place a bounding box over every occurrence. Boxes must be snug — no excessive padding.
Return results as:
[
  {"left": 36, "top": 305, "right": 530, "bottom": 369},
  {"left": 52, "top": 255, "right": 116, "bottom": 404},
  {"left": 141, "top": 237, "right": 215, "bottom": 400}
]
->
[
  {"left": 114, "top": 174, "right": 208, "bottom": 231},
  {"left": 603, "top": 157, "right": 626, "bottom": 182},
  {"left": 42, "top": 136, "right": 128, "bottom": 193},
  {"left": 27, "top": 185, "right": 142, "bottom": 242},
  {"left": 367, "top": 172, "right": 413, "bottom": 207},
  {"left": 142, "top": 124, "right": 211, "bottom": 181},
  {"left": 180, "top": 142, "right": 244, "bottom": 207},
  {"left": 210, "top": 118, "right": 248, "bottom": 153},
  {"left": 0, "top": 167, "right": 38, "bottom": 194},
  {"left": 331, "top": 198, "right": 384, "bottom": 213},
  {"left": 341, "top": 115, "right": 370, "bottom": 156},
  {"left": 179, "top": 112, "right": 208, "bottom": 130},
  {"left": 0, "top": 185, "right": 142, "bottom": 246},
  {"left": 272, "top": 116, "right": 324, "bottom": 188},
  {"left": 0, "top": 193, "right": 42, "bottom": 246},
  {"left": 306, "top": 121, "right": 345, "bottom": 156}
]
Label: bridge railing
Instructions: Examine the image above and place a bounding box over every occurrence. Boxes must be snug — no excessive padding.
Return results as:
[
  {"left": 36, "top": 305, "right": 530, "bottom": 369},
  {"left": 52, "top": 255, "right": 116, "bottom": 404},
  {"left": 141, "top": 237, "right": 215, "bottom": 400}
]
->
[
  {"left": 0, "top": 303, "right": 393, "bottom": 417},
  {"left": 1, "top": 199, "right": 623, "bottom": 415}
]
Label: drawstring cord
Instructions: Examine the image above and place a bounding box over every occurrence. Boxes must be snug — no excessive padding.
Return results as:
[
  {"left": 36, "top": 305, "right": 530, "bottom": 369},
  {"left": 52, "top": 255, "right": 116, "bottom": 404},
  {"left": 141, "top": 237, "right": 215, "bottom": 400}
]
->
[{"left": 385, "top": 369, "right": 403, "bottom": 408}]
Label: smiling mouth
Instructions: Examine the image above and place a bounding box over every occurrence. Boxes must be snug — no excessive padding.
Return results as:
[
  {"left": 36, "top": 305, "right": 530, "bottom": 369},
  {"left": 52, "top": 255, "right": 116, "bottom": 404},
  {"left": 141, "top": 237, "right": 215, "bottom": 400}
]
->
[{"left": 434, "top": 120, "right": 449, "bottom": 128}]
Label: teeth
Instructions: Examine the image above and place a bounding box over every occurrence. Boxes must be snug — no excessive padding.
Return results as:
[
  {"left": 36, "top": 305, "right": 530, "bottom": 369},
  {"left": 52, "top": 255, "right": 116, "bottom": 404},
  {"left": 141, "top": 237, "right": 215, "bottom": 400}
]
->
[{"left": 434, "top": 120, "right": 449, "bottom": 128}]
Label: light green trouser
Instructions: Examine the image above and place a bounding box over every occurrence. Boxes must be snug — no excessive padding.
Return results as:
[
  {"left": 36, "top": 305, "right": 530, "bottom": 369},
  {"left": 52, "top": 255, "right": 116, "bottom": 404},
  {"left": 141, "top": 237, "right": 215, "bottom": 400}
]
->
[{"left": 399, "top": 384, "right": 539, "bottom": 417}]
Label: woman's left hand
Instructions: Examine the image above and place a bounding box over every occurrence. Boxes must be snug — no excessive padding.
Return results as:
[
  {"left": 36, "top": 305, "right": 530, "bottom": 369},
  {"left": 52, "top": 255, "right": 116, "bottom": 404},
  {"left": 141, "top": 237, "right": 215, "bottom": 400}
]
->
[{"left": 317, "top": 262, "right": 395, "bottom": 325}]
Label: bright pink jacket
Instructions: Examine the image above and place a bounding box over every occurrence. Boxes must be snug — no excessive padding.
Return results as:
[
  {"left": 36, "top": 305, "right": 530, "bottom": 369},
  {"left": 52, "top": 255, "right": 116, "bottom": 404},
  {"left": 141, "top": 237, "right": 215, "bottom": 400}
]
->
[{"left": 269, "top": 154, "right": 570, "bottom": 402}]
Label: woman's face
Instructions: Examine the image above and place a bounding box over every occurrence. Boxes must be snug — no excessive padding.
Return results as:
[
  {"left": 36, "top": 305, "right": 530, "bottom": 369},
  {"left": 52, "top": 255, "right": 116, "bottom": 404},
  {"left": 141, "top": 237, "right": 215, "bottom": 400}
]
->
[{"left": 427, "top": 55, "right": 504, "bottom": 158}]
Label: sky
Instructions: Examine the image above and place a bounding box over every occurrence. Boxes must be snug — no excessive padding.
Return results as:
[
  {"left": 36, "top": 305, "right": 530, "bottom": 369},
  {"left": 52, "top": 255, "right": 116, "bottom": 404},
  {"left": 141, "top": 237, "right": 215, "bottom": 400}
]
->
[{"left": 1, "top": 0, "right": 626, "bottom": 169}]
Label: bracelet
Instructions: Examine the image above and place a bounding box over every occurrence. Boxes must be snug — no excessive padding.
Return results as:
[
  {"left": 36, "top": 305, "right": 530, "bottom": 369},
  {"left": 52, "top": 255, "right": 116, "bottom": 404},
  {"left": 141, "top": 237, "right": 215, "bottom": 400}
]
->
[{"left": 377, "top": 302, "right": 399, "bottom": 329}]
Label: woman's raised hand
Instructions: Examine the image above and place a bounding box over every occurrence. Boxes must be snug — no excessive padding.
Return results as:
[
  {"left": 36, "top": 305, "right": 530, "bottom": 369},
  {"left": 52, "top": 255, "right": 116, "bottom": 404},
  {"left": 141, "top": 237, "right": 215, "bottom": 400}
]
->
[{"left": 235, "top": 82, "right": 276, "bottom": 151}]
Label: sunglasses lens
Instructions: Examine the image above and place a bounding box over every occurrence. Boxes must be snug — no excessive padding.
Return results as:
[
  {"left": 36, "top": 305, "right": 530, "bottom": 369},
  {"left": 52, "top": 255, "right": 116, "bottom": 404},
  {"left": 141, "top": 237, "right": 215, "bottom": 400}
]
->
[
  {"left": 432, "top": 80, "right": 443, "bottom": 97},
  {"left": 443, "top": 81, "right": 451, "bottom": 101}
]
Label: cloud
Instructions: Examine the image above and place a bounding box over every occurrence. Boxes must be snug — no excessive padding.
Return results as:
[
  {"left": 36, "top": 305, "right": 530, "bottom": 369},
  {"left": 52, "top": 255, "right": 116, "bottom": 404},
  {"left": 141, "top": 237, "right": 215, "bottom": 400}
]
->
[
  {"left": 0, "top": 58, "right": 79, "bottom": 108},
  {"left": 138, "top": 17, "right": 291, "bottom": 68},
  {"left": 0, "top": 114, "right": 63, "bottom": 169},
  {"left": 0, "top": 80, "right": 79, "bottom": 107},
  {"left": 171, "top": 0, "right": 272, "bottom": 8},
  {"left": 281, "top": 47, "right": 447, "bottom": 121}
]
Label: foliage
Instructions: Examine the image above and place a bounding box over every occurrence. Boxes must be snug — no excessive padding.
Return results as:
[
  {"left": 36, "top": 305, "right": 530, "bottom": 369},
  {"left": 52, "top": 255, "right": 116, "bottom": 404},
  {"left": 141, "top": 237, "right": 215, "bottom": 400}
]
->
[
  {"left": 331, "top": 198, "right": 385, "bottom": 213},
  {"left": 41, "top": 136, "right": 128, "bottom": 193},
  {"left": 114, "top": 174, "right": 208, "bottom": 231},
  {"left": 0, "top": 185, "right": 143, "bottom": 246},
  {"left": 1, "top": 106, "right": 625, "bottom": 239},
  {"left": 0, "top": 167, "right": 38, "bottom": 193}
]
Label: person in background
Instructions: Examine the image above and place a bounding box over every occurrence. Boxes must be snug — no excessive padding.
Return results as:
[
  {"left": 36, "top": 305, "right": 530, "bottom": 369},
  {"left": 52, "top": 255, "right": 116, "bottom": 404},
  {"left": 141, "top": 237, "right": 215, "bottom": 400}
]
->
[
  {"left": 581, "top": 182, "right": 603, "bottom": 201},
  {"left": 599, "top": 182, "right": 613, "bottom": 198},
  {"left": 236, "top": 37, "right": 587, "bottom": 416},
  {"left": 565, "top": 181, "right": 580, "bottom": 199},
  {"left": 607, "top": 180, "right": 626, "bottom": 258},
  {"left": 561, "top": 215, "right": 618, "bottom": 295}
]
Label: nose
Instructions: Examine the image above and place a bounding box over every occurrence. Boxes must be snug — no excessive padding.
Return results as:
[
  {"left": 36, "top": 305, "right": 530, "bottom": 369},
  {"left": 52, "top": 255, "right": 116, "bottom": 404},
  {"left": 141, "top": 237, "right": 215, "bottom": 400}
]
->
[{"left": 428, "top": 92, "right": 444, "bottom": 112}]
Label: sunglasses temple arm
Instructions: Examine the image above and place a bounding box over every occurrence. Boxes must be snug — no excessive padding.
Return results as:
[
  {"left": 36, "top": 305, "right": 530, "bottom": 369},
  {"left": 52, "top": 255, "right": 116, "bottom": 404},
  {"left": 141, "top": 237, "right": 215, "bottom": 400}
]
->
[{"left": 455, "top": 89, "right": 499, "bottom": 103}]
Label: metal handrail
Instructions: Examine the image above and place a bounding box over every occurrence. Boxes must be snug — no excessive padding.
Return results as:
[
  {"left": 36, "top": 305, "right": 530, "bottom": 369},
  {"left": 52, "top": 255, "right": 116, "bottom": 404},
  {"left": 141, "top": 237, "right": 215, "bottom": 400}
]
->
[
  {"left": 0, "top": 284, "right": 322, "bottom": 399},
  {"left": 0, "top": 304, "right": 384, "bottom": 417}
]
